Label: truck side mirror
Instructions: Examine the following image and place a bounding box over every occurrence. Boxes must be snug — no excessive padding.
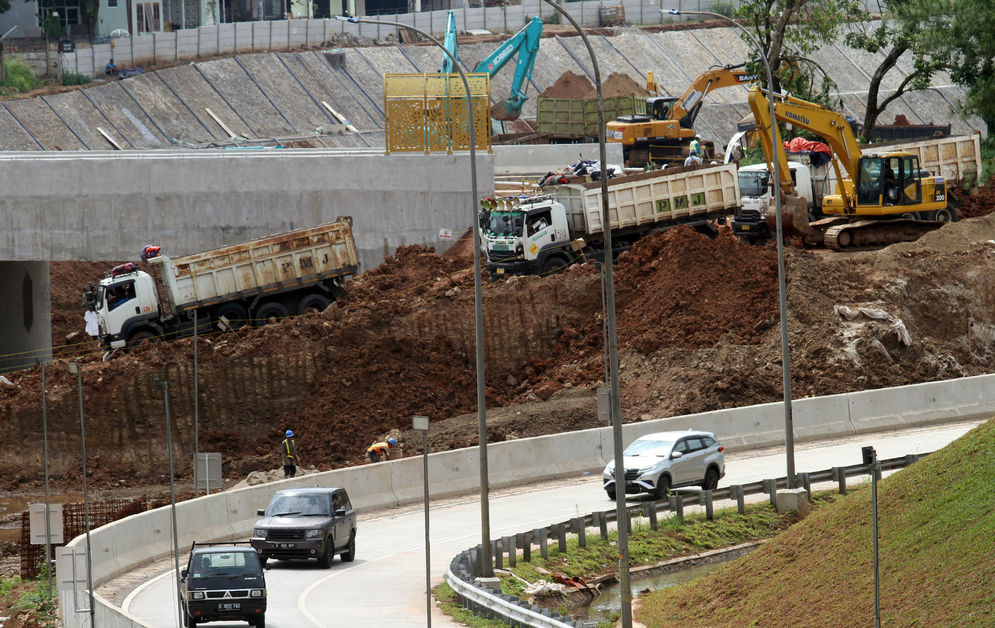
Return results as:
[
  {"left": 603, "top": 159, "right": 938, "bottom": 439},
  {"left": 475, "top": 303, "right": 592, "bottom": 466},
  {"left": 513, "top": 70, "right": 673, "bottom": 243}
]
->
[
  {"left": 180, "top": 568, "right": 188, "bottom": 579},
  {"left": 257, "top": 509, "right": 265, "bottom": 516}
]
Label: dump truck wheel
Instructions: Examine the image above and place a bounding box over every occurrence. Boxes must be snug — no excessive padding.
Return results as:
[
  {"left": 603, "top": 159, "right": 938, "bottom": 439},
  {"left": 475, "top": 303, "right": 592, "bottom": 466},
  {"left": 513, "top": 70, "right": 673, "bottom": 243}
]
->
[
  {"left": 297, "top": 294, "right": 330, "bottom": 315},
  {"left": 254, "top": 302, "right": 288, "bottom": 326}
]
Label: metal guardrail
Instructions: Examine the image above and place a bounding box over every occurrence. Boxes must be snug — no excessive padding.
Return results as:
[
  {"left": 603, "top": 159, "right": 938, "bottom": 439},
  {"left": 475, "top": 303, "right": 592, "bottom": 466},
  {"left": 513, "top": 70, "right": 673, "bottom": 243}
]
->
[{"left": 443, "top": 452, "right": 929, "bottom": 627}]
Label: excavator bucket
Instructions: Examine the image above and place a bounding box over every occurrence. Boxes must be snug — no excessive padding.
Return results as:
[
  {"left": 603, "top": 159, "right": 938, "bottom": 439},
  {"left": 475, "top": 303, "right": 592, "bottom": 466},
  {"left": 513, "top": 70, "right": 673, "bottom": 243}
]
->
[
  {"left": 491, "top": 100, "right": 523, "bottom": 121},
  {"left": 765, "top": 192, "right": 827, "bottom": 246}
]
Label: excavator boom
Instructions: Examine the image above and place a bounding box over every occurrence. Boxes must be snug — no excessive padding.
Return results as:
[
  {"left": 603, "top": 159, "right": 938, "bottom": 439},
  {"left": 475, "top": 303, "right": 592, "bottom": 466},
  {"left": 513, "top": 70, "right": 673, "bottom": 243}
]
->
[{"left": 473, "top": 17, "right": 543, "bottom": 121}]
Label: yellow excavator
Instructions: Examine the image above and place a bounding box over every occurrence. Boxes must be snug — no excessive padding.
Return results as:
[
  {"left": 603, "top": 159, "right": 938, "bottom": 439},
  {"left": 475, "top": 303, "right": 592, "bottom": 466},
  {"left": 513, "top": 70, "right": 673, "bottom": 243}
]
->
[
  {"left": 606, "top": 64, "right": 756, "bottom": 167},
  {"left": 748, "top": 86, "right": 953, "bottom": 250}
]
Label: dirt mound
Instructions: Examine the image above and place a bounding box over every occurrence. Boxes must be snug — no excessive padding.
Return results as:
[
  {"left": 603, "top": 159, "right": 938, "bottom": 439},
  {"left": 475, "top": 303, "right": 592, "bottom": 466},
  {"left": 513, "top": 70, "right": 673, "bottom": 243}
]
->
[
  {"left": 541, "top": 71, "right": 595, "bottom": 98},
  {"left": 602, "top": 72, "right": 650, "bottom": 98}
]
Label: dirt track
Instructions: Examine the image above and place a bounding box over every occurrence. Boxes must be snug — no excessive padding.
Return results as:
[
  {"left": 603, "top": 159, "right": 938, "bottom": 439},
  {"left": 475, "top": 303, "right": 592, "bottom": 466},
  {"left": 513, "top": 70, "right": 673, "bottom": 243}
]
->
[{"left": 2, "top": 182, "right": 995, "bottom": 498}]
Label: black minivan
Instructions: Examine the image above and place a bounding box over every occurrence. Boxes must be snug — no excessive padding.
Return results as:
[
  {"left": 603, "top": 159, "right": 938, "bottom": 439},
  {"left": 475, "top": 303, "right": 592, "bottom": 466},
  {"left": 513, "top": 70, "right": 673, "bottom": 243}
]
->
[{"left": 179, "top": 542, "right": 266, "bottom": 627}]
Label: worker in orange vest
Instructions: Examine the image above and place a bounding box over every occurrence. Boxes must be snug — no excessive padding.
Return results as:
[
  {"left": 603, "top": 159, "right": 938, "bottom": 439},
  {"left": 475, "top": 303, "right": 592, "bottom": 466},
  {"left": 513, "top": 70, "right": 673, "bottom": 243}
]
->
[
  {"left": 366, "top": 438, "right": 398, "bottom": 463},
  {"left": 281, "top": 430, "right": 300, "bottom": 478}
]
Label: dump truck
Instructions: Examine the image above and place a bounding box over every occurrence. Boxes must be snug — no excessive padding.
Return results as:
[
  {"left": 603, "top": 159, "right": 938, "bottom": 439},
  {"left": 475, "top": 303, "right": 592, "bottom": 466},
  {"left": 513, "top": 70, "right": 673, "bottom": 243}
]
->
[
  {"left": 480, "top": 164, "right": 741, "bottom": 277},
  {"left": 85, "top": 218, "right": 359, "bottom": 350},
  {"left": 536, "top": 94, "right": 647, "bottom": 141},
  {"left": 731, "top": 132, "right": 983, "bottom": 246}
]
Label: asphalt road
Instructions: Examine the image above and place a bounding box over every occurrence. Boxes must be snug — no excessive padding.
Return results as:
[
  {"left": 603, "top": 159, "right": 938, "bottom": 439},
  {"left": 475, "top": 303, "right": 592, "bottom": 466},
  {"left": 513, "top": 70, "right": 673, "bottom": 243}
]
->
[{"left": 120, "top": 419, "right": 983, "bottom": 627}]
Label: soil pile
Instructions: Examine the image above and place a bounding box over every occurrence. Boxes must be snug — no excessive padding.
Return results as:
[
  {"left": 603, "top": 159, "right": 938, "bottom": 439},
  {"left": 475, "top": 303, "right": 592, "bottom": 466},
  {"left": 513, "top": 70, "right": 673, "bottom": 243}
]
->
[{"left": 541, "top": 71, "right": 595, "bottom": 98}]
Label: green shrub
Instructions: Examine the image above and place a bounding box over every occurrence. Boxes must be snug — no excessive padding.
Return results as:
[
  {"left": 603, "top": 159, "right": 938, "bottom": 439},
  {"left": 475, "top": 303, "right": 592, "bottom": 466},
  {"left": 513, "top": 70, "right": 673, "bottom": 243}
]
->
[
  {"left": 62, "top": 71, "right": 91, "bottom": 86},
  {"left": 2, "top": 58, "right": 43, "bottom": 93},
  {"left": 711, "top": 1, "right": 736, "bottom": 17}
]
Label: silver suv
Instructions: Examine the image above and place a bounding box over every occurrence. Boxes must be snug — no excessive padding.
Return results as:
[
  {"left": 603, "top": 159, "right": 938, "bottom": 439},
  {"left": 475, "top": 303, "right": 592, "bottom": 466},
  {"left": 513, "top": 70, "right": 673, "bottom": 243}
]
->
[
  {"left": 250, "top": 487, "right": 356, "bottom": 569},
  {"left": 603, "top": 430, "right": 725, "bottom": 500}
]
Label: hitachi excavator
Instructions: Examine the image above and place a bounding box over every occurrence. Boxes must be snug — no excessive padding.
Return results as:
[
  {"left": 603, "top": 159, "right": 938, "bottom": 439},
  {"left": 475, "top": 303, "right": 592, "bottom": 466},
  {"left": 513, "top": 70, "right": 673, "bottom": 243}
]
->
[
  {"left": 441, "top": 12, "right": 543, "bottom": 122},
  {"left": 748, "top": 86, "right": 953, "bottom": 250},
  {"left": 606, "top": 64, "right": 757, "bottom": 166}
]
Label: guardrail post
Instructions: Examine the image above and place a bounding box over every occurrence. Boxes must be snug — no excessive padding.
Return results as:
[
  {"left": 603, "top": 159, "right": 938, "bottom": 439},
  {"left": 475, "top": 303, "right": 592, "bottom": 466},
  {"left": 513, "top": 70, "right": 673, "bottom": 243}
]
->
[
  {"left": 732, "top": 485, "right": 745, "bottom": 514},
  {"left": 704, "top": 490, "right": 714, "bottom": 520},
  {"left": 469, "top": 545, "right": 480, "bottom": 577},
  {"left": 668, "top": 495, "right": 683, "bottom": 523},
  {"left": 905, "top": 453, "right": 918, "bottom": 467},
  {"left": 593, "top": 511, "right": 609, "bottom": 539},
  {"left": 519, "top": 532, "right": 530, "bottom": 562},
  {"left": 492, "top": 539, "right": 502, "bottom": 570},
  {"left": 832, "top": 467, "right": 847, "bottom": 494},
  {"left": 535, "top": 528, "right": 548, "bottom": 559},
  {"left": 556, "top": 523, "right": 568, "bottom": 553},
  {"left": 798, "top": 472, "right": 811, "bottom": 499},
  {"left": 641, "top": 503, "right": 658, "bottom": 530},
  {"left": 768, "top": 478, "right": 779, "bottom": 503},
  {"left": 572, "top": 518, "right": 586, "bottom": 548},
  {"left": 504, "top": 535, "right": 517, "bottom": 567}
]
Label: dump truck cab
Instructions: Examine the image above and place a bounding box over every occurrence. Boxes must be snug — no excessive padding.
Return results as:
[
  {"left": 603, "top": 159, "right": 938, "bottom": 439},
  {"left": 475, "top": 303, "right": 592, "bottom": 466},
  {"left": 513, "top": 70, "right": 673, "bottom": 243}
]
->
[
  {"left": 481, "top": 195, "right": 571, "bottom": 278},
  {"left": 85, "top": 267, "right": 163, "bottom": 350}
]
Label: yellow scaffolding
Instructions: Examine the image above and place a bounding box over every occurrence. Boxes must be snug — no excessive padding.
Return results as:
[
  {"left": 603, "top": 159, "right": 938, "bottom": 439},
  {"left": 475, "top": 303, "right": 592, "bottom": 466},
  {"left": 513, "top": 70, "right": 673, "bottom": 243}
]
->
[{"left": 384, "top": 73, "right": 492, "bottom": 154}]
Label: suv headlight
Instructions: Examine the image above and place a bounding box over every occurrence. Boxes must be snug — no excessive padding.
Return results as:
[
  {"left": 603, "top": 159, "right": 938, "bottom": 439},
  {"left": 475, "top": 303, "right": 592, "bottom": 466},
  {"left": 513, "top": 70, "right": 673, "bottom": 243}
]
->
[
  {"left": 191, "top": 591, "right": 205, "bottom": 600},
  {"left": 604, "top": 464, "right": 615, "bottom": 477},
  {"left": 252, "top": 528, "right": 266, "bottom": 539},
  {"left": 305, "top": 529, "right": 323, "bottom": 538}
]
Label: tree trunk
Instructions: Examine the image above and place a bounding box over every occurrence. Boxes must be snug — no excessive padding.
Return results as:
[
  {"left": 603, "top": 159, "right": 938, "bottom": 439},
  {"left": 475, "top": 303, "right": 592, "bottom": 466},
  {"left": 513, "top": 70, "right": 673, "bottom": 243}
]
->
[{"left": 862, "top": 45, "right": 906, "bottom": 139}]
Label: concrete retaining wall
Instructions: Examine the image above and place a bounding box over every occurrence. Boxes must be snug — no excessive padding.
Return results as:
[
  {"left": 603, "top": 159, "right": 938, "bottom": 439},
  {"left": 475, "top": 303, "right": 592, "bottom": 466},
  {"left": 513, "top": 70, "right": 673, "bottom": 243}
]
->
[
  {"left": 58, "top": 373, "right": 995, "bottom": 627},
  {"left": 492, "top": 142, "right": 625, "bottom": 175}
]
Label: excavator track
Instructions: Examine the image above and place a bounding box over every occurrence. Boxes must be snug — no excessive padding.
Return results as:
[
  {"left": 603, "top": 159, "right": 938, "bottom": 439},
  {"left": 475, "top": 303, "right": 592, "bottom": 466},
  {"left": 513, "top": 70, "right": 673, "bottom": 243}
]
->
[{"left": 823, "top": 219, "right": 944, "bottom": 251}]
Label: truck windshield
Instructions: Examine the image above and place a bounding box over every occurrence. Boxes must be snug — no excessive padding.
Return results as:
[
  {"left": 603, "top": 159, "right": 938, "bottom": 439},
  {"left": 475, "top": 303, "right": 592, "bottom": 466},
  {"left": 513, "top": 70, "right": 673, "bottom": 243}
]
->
[
  {"left": 738, "top": 171, "right": 770, "bottom": 197},
  {"left": 484, "top": 211, "right": 524, "bottom": 237}
]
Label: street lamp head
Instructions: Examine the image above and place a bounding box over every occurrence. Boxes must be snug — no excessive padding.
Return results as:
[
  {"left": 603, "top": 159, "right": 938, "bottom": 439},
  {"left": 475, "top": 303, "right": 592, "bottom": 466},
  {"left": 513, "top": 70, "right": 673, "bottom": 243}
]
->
[{"left": 154, "top": 378, "right": 166, "bottom": 390}]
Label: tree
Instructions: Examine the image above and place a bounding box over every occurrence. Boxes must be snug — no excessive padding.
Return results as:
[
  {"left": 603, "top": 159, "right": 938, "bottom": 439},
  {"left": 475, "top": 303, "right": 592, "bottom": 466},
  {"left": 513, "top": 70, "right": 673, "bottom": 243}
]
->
[
  {"left": 732, "top": 0, "right": 865, "bottom": 101},
  {"left": 843, "top": 0, "right": 947, "bottom": 140},
  {"left": 928, "top": 0, "right": 995, "bottom": 145}
]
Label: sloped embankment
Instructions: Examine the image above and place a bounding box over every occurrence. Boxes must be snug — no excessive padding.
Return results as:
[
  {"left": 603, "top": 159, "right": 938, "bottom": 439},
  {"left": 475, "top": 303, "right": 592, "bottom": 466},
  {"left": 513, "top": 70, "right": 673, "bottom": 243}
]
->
[{"left": 636, "top": 418, "right": 995, "bottom": 627}]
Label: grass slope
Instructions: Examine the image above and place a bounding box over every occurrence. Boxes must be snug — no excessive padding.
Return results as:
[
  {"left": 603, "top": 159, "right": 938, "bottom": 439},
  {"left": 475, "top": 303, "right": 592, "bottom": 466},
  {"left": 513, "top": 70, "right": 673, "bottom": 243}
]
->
[{"left": 636, "top": 419, "right": 995, "bottom": 627}]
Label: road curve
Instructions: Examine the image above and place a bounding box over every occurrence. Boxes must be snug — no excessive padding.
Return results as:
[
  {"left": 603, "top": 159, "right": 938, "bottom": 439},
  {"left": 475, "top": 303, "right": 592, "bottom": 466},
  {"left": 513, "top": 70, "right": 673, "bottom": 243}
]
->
[{"left": 121, "top": 420, "right": 982, "bottom": 627}]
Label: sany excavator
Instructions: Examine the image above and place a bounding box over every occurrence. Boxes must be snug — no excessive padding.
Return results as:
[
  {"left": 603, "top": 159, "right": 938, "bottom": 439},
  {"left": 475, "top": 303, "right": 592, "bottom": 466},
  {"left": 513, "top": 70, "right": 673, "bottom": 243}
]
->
[
  {"left": 606, "top": 64, "right": 757, "bottom": 166},
  {"left": 748, "top": 86, "right": 953, "bottom": 250},
  {"left": 440, "top": 12, "right": 543, "bottom": 121}
]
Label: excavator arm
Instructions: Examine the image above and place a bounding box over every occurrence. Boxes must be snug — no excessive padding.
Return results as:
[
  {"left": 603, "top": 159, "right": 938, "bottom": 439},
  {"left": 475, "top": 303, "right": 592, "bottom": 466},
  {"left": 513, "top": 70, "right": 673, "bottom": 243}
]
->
[
  {"left": 473, "top": 16, "right": 543, "bottom": 121},
  {"left": 440, "top": 11, "right": 457, "bottom": 74},
  {"left": 747, "top": 85, "right": 862, "bottom": 211},
  {"left": 671, "top": 65, "right": 757, "bottom": 129}
]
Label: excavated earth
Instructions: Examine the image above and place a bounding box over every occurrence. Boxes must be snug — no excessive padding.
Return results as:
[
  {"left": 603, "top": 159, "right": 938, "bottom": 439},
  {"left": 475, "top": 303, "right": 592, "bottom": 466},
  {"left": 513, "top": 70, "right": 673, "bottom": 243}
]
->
[{"left": 2, "top": 183, "right": 995, "bottom": 517}]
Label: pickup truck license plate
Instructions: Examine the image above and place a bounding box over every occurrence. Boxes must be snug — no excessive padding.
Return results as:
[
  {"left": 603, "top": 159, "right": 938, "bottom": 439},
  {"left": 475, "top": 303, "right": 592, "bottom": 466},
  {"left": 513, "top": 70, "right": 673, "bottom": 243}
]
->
[{"left": 218, "top": 603, "right": 241, "bottom": 611}]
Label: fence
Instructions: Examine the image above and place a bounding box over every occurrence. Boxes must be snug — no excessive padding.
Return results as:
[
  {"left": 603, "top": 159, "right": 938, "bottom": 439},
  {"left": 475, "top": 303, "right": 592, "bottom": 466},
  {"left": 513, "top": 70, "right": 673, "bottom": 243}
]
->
[{"left": 444, "top": 451, "right": 928, "bottom": 627}]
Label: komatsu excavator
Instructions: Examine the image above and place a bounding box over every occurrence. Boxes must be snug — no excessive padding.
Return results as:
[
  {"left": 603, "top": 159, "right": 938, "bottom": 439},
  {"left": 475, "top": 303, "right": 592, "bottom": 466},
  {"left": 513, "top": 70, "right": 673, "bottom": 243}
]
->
[
  {"left": 606, "top": 64, "right": 756, "bottom": 166},
  {"left": 748, "top": 86, "right": 953, "bottom": 250}
]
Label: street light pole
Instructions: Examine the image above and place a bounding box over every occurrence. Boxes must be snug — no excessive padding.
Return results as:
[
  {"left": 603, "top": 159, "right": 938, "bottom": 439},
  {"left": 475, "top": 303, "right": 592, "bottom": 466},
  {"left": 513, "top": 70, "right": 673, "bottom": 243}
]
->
[
  {"left": 154, "top": 378, "right": 183, "bottom": 628},
  {"left": 537, "top": 2, "right": 630, "bottom": 625},
  {"left": 413, "top": 415, "right": 432, "bottom": 627},
  {"left": 668, "top": 8, "right": 796, "bottom": 487},
  {"left": 67, "top": 360, "right": 94, "bottom": 627},
  {"left": 334, "top": 13, "right": 491, "bottom": 575}
]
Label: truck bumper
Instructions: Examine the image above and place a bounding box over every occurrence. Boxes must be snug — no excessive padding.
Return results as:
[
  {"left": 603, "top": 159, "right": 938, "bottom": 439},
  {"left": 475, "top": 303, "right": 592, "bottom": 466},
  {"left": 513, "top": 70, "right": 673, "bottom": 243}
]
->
[
  {"left": 186, "top": 599, "right": 266, "bottom": 623},
  {"left": 488, "top": 260, "right": 539, "bottom": 279},
  {"left": 731, "top": 219, "right": 769, "bottom": 240}
]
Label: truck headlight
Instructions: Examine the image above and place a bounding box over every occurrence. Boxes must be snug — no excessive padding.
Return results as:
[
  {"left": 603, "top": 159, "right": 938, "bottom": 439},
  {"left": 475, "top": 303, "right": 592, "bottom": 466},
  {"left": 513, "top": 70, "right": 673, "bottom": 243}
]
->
[
  {"left": 250, "top": 589, "right": 264, "bottom": 598},
  {"left": 305, "top": 529, "right": 323, "bottom": 538},
  {"left": 191, "top": 591, "right": 205, "bottom": 600},
  {"left": 252, "top": 528, "right": 266, "bottom": 539}
]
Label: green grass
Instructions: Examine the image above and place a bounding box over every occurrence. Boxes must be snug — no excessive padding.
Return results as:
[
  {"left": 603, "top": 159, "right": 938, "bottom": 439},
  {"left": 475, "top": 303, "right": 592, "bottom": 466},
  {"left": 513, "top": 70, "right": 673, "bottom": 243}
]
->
[
  {"left": 434, "top": 581, "right": 510, "bottom": 628},
  {"left": 1, "top": 58, "right": 44, "bottom": 93},
  {"left": 636, "top": 419, "right": 995, "bottom": 627},
  {"left": 0, "top": 572, "right": 59, "bottom": 628}
]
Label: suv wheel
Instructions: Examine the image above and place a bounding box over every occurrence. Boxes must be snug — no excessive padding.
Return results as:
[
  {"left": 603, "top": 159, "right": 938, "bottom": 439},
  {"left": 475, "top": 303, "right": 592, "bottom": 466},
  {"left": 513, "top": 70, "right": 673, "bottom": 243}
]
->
[
  {"left": 702, "top": 467, "right": 720, "bottom": 491},
  {"left": 341, "top": 531, "right": 356, "bottom": 562},
  {"left": 317, "top": 537, "right": 335, "bottom": 569},
  {"left": 652, "top": 474, "right": 671, "bottom": 500},
  {"left": 251, "top": 615, "right": 266, "bottom": 628},
  {"left": 606, "top": 487, "right": 616, "bottom": 501}
]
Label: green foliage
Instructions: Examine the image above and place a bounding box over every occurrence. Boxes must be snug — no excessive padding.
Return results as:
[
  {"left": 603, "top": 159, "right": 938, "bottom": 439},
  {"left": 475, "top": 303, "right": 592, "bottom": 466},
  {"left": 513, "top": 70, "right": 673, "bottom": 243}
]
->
[
  {"left": 62, "top": 71, "right": 91, "bottom": 86},
  {"left": 2, "top": 57, "right": 43, "bottom": 93},
  {"left": 0, "top": 573, "right": 58, "bottom": 628},
  {"left": 38, "top": 11, "right": 64, "bottom": 38},
  {"left": 541, "top": 11, "right": 560, "bottom": 25},
  {"left": 710, "top": 1, "right": 737, "bottom": 18},
  {"left": 433, "top": 582, "right": 509, "bottom": 628}
]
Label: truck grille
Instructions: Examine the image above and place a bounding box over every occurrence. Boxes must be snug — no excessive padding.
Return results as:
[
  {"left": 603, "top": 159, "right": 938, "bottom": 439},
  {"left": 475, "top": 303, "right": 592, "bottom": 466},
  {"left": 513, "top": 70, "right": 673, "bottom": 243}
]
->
[
  {"left": 487, "top": 250, "right": 518, "bottom": 262},
  {"left": 737, "top": 209, "right": 762, "bottom": 222},
  {"left": 266, "top": 529, "right": 305, "bottom": 542},
  {"left": 206, "top": 590, "right": 250, "bottom": 599}
]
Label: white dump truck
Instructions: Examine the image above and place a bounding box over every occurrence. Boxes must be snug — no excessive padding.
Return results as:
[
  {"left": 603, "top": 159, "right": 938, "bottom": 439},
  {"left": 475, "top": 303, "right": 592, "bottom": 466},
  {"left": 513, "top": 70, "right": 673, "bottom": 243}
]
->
[
  {"left": 731, "top": 134, "right": 983, "bottom": 244},
  {"left": 85, "top": 218, "right": 359, "bottom": 350},
  {"left": 481, "top": 164, "right": 741, "bottom": 278}
]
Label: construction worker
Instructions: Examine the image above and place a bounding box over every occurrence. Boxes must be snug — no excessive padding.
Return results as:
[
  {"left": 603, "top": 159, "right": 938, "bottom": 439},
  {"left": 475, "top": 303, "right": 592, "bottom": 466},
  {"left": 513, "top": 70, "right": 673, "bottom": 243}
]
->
[
  {"left": 689, "top": 135, "right": 702, "bottom": 158},
  {"left": 366, "top": 438, "right": 398, "bottom": 463},
  {"left": 281, "top": 430, "right": 299, "bottom": 478}
]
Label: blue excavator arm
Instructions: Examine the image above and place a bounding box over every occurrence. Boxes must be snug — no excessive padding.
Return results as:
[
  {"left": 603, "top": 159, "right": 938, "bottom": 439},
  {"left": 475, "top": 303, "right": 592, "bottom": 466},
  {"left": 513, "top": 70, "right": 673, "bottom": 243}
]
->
[
  {"left": 440, "top": 10, "right": 457, "bottom": 74},
  {"left": 472, "top": 17, "right": 543, "bottom": 121}
]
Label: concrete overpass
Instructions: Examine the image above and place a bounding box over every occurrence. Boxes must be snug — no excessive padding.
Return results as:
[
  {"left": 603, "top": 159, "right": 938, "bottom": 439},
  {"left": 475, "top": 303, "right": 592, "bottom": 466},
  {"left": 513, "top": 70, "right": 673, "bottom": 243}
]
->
[{"left": 0, "top": 148, "right": 495, "bottom": 371}]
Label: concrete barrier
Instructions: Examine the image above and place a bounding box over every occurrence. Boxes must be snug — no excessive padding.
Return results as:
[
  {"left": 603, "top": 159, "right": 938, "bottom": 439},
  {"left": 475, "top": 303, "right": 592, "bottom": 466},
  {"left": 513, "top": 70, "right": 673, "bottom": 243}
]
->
[
  {"left": 58, "top": 374, "right": 995, "bottom": 627},
  {"left": 492, "top": 143, "right": 625, "bottom": 176}
]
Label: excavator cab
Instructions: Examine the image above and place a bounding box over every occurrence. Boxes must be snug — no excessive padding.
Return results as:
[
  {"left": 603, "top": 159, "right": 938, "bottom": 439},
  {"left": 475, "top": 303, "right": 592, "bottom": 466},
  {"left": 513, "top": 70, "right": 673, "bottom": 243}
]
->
[
  {"left": 647, "top": 97, "right": 677, "bottom": 121},
  {"left": 854, "top": 155, "right": 924, "bottom": 209}
]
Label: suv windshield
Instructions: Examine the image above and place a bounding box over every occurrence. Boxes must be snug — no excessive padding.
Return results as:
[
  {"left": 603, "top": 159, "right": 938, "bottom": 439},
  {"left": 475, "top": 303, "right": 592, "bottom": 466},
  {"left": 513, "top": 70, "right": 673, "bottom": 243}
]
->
[
  {"left": 624, "top": 438, "right": 673, "bottom": 456},
  {"left": 266, "top": 494, "right": 329, "bottom": 517}
]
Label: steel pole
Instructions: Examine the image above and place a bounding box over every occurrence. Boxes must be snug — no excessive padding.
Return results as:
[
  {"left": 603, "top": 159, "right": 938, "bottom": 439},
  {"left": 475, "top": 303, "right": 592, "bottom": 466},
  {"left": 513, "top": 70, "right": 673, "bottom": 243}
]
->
[
  {"left": 872, "top": 451, "right": 881, "bottom": 628},
  {"left": 194, "top": 308, "right": 200, "bottom": 496},
  {"left": 72, "top": 362, "right": 95, "bottom": 626},
  {"left": 334, "top": 13, "right": 490, "bottom": 575},
  {"left": 40, "top": 360, "right": 53, "bottom": 600},
  {"left": 155, "top": 379, "right": 183, "bottom": 628},
  {"left": 538, "top": 2, "right": 629, "bottom": 624},
  {"left": 423, "top": 428, "right": 431, "bottom": 628},
  {"left": 668, "top": 8, "right": 795, "bottom": 487}
]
